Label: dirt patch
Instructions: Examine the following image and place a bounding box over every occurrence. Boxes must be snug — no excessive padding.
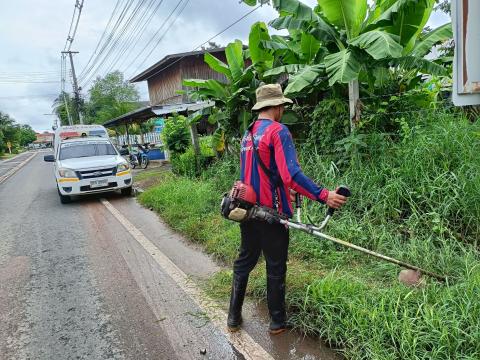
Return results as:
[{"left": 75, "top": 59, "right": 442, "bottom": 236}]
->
[{"left": 133, "top": 162, "right": 171, "bottom": 190}]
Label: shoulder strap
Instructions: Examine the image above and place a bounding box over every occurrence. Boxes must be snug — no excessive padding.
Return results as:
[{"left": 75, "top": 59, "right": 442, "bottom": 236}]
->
[{"left": 248, "top": 121, "right": 283, "bottom": 187}]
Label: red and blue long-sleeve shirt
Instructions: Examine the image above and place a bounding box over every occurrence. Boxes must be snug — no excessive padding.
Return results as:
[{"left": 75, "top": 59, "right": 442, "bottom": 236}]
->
[{"left": 240, "top": 119, "right": 329, "bottom": 218}]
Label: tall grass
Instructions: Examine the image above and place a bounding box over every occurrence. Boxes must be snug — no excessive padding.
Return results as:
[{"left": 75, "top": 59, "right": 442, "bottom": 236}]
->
[{"left": 139, "top": 113, "right": 480, "bottom": 359}]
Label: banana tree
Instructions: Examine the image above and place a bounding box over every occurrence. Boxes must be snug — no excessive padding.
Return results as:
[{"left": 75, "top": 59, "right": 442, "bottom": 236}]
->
[
  {"left": 183, "top": 40, "right": 261, "bottom": 149},
  {"left": 246, "top": 0, "right": 451, "bottom": 95}
]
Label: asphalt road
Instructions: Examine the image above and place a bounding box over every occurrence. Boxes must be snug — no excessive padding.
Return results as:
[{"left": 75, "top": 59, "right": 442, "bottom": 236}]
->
[{"left": 0, "top": 151, "right": 339, "bottom": 360}]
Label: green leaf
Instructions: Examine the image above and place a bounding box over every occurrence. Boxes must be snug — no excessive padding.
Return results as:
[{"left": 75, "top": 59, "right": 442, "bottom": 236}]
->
[
  {"left": 269, "top": 15, "right": 306, "bottom": 31},
  {"left": 182, "top": 79, "right": 230, "bottom": 101},
  {"left": 281, "top": 110, "right": 300, "bottom": 125},
  {"left": 249, "top": 22, "right": 274, "bottom": 68},
  {"left": 412, "top": 22, "right": 452, "bottom": 57},
  {"left": 208, "top": 110, "right": 227, "bottom": 125},
  {"left": 238, "top": 109, "right": 252, "bottom": 133},
  {"left": 284, "top": 64, "right": 324, "bottom": 95},
  {"left": 261, "top": 39, "right": 290, "bottom": 51},
  {"left": 317, "top": 0, "right": 368, "bottom": 39},
  {"left": 349, "top": 30, "right": 403, "bottom": 59},
  {"left": 187, "top": 111, "right": 203, "bottom": 125},
  {"left": 264, "top": 64, "right": 306, "bottom": 77},
  {"left": 372, "top": 67, "right": 391, "bottom": 87},
  {"left": 273, "top": 0, "right": 318, "bottom": 21},
  {"left": 388, "top": 56, "right": 448, "bottom": 76},
  {"left": 225, "top": 40, "right": 245, "bottom": 81},
  {"left": 300, "top": 33, "right": 321, "bottom": 63},
  {"left": 204, "top": 53, "right": 231, "bottom": 80},
  {"left": 324, "top": 49, "right": 361, "bottom": 85},
  {"left": 368, "top": 0, "right": 435, "bottom": 53},
  {"left": 241, "top": 0, "right": 258, "bottom": 5}
]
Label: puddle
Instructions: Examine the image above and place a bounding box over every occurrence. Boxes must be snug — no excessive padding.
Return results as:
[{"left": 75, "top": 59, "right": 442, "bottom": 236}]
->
[{"left": 241, "top": 301, "right": 342, "bottom": 360}]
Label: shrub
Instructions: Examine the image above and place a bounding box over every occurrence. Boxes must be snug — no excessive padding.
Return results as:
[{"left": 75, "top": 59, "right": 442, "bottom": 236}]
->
[
  {"left": 161, "top": 114, "right": 190, "bottom": 154},
  {"left": 170, "top": 136, "right": 216, "bottom": 177}
]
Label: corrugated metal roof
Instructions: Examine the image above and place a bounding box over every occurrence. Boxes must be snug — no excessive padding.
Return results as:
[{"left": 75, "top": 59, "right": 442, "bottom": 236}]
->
[
  {"left": 103, "top": 101, "right": 215, "bottom": 128},
  {"left": 129, "top": 48, "right": 227, "bottom": 83}
]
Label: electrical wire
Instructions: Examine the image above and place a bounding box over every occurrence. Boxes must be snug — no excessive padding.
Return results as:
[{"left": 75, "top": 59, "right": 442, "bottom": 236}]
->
[
  {"left": 78, "top": 0, "right": 143, "bottom": 84},
  {"left": 79, "top": 0, "right": 124, "bottom": 79},
  {"left": 63, "top": 0, "right": 85, "bottom": 52},
  {"left": 130, "top": 5, "right": 261, "bottom": 81},
  {"left": 78, "top": 0, "right": 137, "bottom": 80},
  {"left": 103, "top": 0, "right": 166, "bottom": 75},
  {"left": 125, "top": 0, "right": 189, "bottom": 76}
]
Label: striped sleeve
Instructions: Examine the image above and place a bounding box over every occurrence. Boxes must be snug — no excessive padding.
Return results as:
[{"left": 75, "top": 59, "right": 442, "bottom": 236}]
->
[{"left": 272, "top": 125, "right": 329, "bottom": 203}]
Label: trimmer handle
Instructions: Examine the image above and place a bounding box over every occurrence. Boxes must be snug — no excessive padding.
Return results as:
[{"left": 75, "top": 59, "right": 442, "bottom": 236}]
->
[
  {"left": 326, "top": 186, "right": 351, "bottom": 217},
  {"left": 295, "top": 193, "right": 302, "bottom": 208}
]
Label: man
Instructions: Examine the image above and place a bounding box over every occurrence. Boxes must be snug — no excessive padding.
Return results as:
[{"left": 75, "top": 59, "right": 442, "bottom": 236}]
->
[{"left": 227, "top": 84, "right": 347, "bottom": 334}]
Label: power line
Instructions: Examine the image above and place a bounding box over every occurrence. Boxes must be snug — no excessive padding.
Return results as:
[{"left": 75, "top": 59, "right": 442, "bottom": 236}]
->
[
  {"left": 0, "top": 94, "right": 59, "bottom": 99},
  {"left": 78, "top": 0, "right": 124, "bottom": 78},
  {"left": 78, "top": 0, "right": 134, "bottom": 79},
  {"left": 103, "top": 0, "right": 166, "bottom": 75},
  {"left": 126, "top": 0, "right": 189, "bottom": 77},
  {"left": 78, "top": 0, "right": 140, "bottom": 83},
  {"left": 133, "top": 5, "right": 261, "bottom": 81},
  {"left": 63, "top": 0, "right": 85, "bottom": 51},
  {"left": 80, "top": 0, "right": 159, "bottom": 87}
]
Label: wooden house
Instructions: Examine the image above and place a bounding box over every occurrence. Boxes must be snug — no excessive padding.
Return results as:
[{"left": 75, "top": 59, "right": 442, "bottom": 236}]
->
[{"left": 129, "top": 48, "right": 228, "bottom": 106}]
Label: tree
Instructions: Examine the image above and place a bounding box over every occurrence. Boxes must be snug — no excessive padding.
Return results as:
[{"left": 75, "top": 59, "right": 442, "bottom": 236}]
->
[
  {"left": 85, "top": 71, "right": 140, "bottom": 125},
  {"left": 53, "top": 92, "right": 74, "bottom": 126},
  {"left": 18, "top": 125, "right": 37, "bottom": 146},
  {"left": 183, "top": 40, "right": 261, "bottom": 143},
  {"left": 248, "top": 0, "right": 451, "bottom": 95}
]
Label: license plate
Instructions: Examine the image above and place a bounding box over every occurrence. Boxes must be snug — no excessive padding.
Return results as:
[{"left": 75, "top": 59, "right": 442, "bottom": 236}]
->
[{"left": 90, "top": 179, "right": 108, "bottom": 188}]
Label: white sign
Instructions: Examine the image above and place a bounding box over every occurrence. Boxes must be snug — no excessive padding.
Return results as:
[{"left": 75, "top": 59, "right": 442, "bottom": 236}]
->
[{"left": 453, "top": 0, "right": 480, "bottom": 105}]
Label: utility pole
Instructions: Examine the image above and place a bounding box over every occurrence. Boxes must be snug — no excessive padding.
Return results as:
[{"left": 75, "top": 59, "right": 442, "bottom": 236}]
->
[{"left": 62, "top": 50, "right": 84, "bottom": 124}]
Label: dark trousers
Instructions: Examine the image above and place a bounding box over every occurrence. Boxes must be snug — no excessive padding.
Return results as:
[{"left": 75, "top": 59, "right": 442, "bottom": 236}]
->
[{"left": 233, "top": 219, "right": 289, "bottom": 281}]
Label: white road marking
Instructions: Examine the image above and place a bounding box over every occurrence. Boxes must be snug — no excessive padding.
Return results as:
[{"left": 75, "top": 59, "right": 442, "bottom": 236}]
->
[
  {"left": 100, "top": 198, "right": 275, "bottom": 360},
  {"left": 0, "top": 152, "right": 37, "bottom": 185}
]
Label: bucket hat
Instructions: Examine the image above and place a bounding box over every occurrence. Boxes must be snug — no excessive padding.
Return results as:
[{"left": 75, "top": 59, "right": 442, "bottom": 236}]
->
[{"left": 252, "top": 84, "right": 293, "bottom": 111}]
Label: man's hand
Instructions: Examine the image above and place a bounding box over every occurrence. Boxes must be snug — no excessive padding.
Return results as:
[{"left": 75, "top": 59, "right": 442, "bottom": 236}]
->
[
  {"left": 289, "top": 189, "right": 297, "bottom": 202},
  {"left": 326, "top": 188, "right": 348, "bottom": 209}
]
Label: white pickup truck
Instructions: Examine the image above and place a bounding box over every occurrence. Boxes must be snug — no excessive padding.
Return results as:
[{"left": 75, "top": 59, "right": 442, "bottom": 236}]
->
[{"left": 44, "top": 125, "right": 133, "bottom": 203}]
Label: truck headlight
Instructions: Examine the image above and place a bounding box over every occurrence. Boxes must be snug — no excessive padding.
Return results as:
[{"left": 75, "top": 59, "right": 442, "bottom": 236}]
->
[
  {"left": 58, "top": 168, "right": 77, "bottom": 178},
  {"left": 117, "top": 162, "right": 130, "bottom": 172}
]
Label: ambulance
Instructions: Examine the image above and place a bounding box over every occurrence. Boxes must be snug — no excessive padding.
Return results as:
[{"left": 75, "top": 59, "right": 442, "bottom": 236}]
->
[{"left": 43, "top": 125, "right": 132, "bottom": 203}]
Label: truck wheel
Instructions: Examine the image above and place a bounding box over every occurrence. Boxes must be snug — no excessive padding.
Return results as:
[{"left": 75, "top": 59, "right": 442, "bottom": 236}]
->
[
  {"left": 58, "top": 191, "right": 71, "bottom": 204},
  {"left": 121, "top": 186, "right": 133, "bottom": 196}
]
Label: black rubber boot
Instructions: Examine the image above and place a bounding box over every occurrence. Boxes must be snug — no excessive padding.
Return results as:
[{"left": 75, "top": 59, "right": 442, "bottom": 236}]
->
[
  {"left": 227, "top": 275, "right": 248, "bottom": 332},
  {"left": 267, "top": 274, "right": 287, "bottom": 335}
]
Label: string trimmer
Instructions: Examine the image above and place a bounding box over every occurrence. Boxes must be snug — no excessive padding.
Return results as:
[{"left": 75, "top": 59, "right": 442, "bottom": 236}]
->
[{"left": 221, "top": 183, "right": 446, "bottom": 284}]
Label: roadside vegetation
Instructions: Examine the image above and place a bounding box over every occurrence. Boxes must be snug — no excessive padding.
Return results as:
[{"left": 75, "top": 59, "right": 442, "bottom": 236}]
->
[
  {"left": 139, "top": 0, "right": 480, "bottom": 359},
  {"left": 0, "top": 111, "right": 37, "bottom": 156}
]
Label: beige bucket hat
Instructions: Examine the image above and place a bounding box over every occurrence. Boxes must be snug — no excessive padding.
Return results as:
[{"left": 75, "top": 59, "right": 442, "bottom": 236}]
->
[{"left": 252, "top": 83, "right": 293, "bottom": 111}]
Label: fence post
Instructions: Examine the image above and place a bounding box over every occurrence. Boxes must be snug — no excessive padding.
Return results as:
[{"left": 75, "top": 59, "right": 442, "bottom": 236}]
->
[{"left": 189, "top": 122, "right": 201, "bottom": 173}]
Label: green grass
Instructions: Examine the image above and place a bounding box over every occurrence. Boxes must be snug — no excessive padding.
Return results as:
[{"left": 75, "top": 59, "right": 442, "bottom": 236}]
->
[
  {"left": 0, "top": 152, "right": 19, "bottom": 160},
  {"left": 134, "top": 169, "right": 165, "bottom": 182},
  {"left": 139, "top": 113, "right": 480, "bottom": 359}
]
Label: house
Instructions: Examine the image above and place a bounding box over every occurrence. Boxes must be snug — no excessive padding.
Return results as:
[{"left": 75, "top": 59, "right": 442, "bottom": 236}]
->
[{"left": 130, "top": 47, "right": 228, "bottom": 106}]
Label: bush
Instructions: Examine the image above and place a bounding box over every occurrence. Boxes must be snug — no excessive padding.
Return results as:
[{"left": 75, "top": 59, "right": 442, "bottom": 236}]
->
[
  {"left": 162, "top": 114, "right": 190, "bottom": 154},
  {"left": 170, "top": 136, "right": 216, "bottom": 177}
]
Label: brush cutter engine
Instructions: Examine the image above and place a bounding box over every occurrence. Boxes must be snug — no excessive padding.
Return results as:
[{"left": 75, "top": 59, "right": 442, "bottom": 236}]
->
[{"left": 221, "top": 181, "right": 257, "bottom": 222}]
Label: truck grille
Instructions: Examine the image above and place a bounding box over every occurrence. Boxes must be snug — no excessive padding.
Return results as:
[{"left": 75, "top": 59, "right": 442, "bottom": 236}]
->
[
  {"left": 80, "top": 182, "right": 118, "bottom": 192},
  {"left": 77, "top": 167, "right": 117, "bottom": 180}
]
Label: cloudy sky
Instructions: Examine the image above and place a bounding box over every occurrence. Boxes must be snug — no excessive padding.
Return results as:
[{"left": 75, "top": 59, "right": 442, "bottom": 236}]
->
[{"left": 0, "top": 0, "right": 449, "bottom": 132}]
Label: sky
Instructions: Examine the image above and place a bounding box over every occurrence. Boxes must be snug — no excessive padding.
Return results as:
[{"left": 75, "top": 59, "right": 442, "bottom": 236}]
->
[{"left": 0, "top": 0, "right": 450, "bottom": 132}]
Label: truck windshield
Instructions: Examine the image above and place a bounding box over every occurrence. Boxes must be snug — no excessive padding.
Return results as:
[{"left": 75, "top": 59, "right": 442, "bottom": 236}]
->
[{"left": 59, "top": 142, "right": 117, "bottom": 160}]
